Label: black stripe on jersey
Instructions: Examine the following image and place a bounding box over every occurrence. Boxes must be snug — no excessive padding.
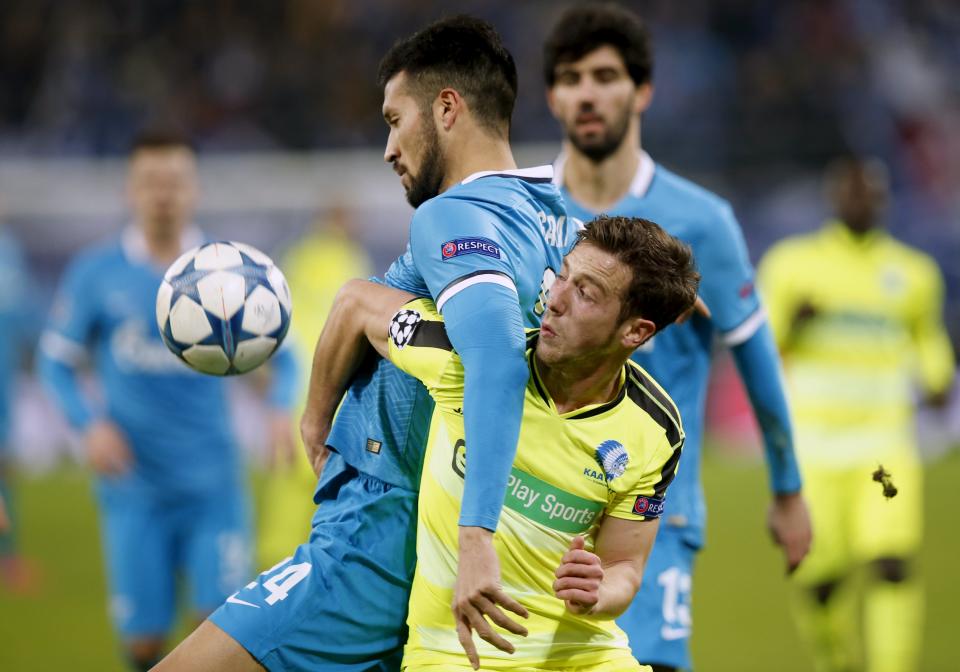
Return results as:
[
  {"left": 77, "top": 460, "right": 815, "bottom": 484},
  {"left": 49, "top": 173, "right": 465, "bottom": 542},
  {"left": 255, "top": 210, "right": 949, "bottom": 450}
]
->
[
  {"left": 436, "top": 269, "right": 514, "bottom": 305},
  {"left": 528, "top": 347, "right": 550, "bottom": 404},
  {"left": 408, "top": 320, "right": 454, "bottom": 352},
  {"left": 473, "top": 173, "right": 553, "bottom": 184},
  {"left": 567, "top": 376, "right": 627, "bottom": 420},
  {"left": 625, "top": 367, "right": 684, "bottom": 496}
]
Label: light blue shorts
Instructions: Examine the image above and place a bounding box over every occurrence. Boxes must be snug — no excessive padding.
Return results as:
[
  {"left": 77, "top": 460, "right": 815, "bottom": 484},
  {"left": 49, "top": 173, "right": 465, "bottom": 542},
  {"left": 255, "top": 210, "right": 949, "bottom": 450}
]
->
[{"left": 210, "top": 452, "right": 418, "bottom": 671}]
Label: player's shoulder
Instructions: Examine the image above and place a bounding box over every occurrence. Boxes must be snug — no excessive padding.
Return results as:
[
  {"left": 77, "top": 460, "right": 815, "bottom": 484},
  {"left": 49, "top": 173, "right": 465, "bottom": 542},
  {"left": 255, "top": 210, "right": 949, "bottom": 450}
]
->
[
  {"left": 651, "top": 164, "right": 735, "bottom": 222},
  {"left": 762, "top": 229, "right": 822, "bottom": 266},
  {"left": 623, "top": 360, "right": 684, "bottom": 446},
  {"left": 883, "top": 234, "right": 944, "bottom": 288},
  {"left": 438, "top": 168, "right": 562, "bottom": 213},
  {"left": 63, "top": 235, "right": 125, "bottom": 279}
]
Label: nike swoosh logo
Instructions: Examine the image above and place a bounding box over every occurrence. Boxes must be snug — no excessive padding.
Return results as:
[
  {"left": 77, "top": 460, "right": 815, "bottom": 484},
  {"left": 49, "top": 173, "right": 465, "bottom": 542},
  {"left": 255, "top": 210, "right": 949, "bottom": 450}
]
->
[
  {"left": 226, "top": 593, "right": 260, "bottom": 608},
  {"left": 661, "top": 625, "right": 690, "bottom": 641}
]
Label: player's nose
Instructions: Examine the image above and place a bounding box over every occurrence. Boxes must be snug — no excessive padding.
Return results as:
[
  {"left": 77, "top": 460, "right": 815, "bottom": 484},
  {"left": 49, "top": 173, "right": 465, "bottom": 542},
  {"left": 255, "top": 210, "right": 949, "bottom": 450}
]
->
[{"left": 383, "top": 134, "right": 399, "bottom": 164}]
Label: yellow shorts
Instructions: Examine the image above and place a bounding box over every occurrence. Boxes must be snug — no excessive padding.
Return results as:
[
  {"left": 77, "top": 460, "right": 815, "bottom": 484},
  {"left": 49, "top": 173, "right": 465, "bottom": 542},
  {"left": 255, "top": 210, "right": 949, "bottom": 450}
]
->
[{"left": 793, "top": 452, "right": 922, "bottom": 586}]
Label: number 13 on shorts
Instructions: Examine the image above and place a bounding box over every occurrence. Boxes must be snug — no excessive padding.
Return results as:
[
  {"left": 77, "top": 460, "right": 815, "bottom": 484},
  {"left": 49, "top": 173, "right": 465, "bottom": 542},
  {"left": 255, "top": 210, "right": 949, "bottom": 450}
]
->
[{"left": 226, "top": 557, "right": 312, "bottom": 608}]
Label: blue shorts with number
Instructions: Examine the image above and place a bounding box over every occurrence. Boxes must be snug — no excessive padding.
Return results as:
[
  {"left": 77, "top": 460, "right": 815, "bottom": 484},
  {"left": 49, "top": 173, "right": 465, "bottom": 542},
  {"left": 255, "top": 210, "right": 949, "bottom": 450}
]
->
[
  {"left": 99, "top": 477, "right": 251, "bottom": 638},
  {"left": 209, "top": 452, "right": 418, "bottom": 671},
  {"left": 617, "top": 525, "right": 698, "bottom": 670}
]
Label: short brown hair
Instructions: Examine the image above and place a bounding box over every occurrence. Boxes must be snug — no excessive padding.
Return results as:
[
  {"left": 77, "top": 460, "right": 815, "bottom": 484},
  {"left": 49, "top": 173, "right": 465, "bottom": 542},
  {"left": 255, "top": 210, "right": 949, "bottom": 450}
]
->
[
  {"left": 576, "top": 215, "right": 699, "bottom": 329},
  {"left": 544, "top": 3, "right": 653, "bottom": 87}
]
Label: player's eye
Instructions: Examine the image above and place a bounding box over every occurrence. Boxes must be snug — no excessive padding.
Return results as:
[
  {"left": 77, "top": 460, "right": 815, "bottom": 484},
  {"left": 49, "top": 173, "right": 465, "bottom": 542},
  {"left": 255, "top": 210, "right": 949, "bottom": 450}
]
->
[
  {"left": 594, "top": 68, "right": 620, "bottom": 83},
  {"left": 555, "top": 71, "right": 579, "bottom": 86}
]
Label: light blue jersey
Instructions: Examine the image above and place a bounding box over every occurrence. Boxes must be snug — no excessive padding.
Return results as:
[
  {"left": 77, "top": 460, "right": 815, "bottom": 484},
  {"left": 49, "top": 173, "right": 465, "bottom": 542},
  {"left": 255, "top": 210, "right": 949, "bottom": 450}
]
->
[
  {"left": 558, "top": 153, "right": 762, "bottom": 548},
  {"left": 326, "top": 166, "right": 574, "bottom": 492}
]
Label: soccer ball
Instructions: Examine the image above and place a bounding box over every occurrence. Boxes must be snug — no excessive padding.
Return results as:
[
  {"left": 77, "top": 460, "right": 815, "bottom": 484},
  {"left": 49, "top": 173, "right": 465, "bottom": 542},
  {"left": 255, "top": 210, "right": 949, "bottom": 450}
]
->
[{"left": 156, "top": 241, "right": 292, "bottom": 376}]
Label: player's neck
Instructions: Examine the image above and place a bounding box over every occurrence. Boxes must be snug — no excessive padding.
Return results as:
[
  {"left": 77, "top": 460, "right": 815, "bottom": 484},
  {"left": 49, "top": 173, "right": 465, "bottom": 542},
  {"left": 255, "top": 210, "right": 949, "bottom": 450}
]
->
[
  {"left": 535, "top": 353, "right": 624, "bottom": 415},
  {"left": 440, "top": 134, "right": 517, "bottom": 192},
  {"left": 140, "top": 224, "right": 186, "bottom": 266},
  {"left": 562, "top": 134, "right": 641, "bottom": 212}
]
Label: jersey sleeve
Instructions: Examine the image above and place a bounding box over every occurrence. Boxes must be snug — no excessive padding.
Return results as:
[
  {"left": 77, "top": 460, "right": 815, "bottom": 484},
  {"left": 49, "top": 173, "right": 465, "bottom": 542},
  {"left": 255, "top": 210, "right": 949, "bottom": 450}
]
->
[
  {"left": 909, "top": 257, "right": 956, "bottom": 396},
  {"left": 384, "top": 243, "right": 431, "bottom": 296},
  {"left": 37, "top": 253, "right": 102, "bottom": 430},
  {"left": 409, "top": 197, "right": 519, "bottom": 311},
  {"left": 386, "top": 298, "right": 465, "bottom": 411},
  {"left": 607, "top": 427, "right": 683, "bottom": 522},
  {"left": 696, "top": 202, "right": 765, "bottom": 346}
]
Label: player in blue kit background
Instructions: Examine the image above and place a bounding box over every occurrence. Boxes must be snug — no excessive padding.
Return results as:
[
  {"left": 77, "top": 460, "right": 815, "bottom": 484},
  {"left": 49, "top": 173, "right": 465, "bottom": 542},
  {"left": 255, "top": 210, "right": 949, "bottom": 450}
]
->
[
  {"left": 159, "top": 16, "right": 577, "bottom": 672},
  {"left": 543, "top": 5, "right": 812, "bottom": 670},
  {"left": 37, "top": 130, "right": 298, "bottom": 671}
]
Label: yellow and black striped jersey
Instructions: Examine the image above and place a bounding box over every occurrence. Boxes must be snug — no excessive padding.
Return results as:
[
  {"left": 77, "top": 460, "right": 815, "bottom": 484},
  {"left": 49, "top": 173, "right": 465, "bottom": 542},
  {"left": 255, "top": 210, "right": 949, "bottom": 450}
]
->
[
  {"left": 759, "top": 221, "right": 955, "bottom": 465},
  {"left": 388, "top": 298, "right": 684, "bottom": 670}
]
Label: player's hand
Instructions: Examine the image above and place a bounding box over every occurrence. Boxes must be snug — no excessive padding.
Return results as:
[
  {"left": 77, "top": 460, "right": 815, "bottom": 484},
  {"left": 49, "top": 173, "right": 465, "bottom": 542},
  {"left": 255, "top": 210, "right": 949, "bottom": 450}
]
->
[
  {"left": 84, "top": 420, "right": 133, "bottom": 476},
  {"left": 767, "top": 491, "right": 812, "bottom": 574},
  {"left": 454, "top": 526, "right": 529, "bottom": 669},
  {"left": 267, "top": 411, "right": 298, "bottom": 469},
  {"left": 676, "top": 296, "right": 711, "bottom": 325},
  {"left": 553, "top": 535, "right": 604, "bottom": 615},
  {"left": 299, "top": 410, "right": 331, "bottom": 477}
]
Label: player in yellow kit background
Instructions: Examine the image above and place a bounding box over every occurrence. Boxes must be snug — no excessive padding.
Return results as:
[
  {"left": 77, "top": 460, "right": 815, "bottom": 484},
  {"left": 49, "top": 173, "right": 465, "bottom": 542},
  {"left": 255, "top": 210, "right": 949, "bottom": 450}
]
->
[
  {"left": 256, "top": 207, "right": 372, "bottom": 567},
  {"left": 758, "top": 156, "right": 955, "bottom": 672}
]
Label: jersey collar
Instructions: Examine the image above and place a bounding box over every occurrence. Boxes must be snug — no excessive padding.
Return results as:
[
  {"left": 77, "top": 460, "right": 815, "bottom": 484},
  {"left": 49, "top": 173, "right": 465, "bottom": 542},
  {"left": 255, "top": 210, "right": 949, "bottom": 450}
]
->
[
  {"left": 552, "top": 150, "right": 656, "bottom": 199},
  {"left": 823, "top": 219, "right": 886, "bottom": 248},
  {"left": 527, "top": 339, "right": 629, "bottom": 420},
  {"left": 122, "top": 225, "right": 204, "bottom": 266},
  {"left": 460, "top": 165, "right": 554, "bottom": 185}
]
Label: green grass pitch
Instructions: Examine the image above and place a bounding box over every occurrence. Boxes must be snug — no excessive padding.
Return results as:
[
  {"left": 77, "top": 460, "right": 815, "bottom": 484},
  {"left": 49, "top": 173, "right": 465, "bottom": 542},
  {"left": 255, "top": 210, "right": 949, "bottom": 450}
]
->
[{"left": 2, "top": 449, "right": 958, "bottom": 671}]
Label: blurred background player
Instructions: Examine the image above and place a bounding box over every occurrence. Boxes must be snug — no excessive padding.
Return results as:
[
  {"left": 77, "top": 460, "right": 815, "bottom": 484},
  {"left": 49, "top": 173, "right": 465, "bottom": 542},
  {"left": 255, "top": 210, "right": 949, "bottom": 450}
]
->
[
  {"left": 543, "top": 5, "right": 811, "bottom": 670},
  {"left": 37, "top": 129, "right": 297, "bottom": 671},
  {"left": 256, "top": 206, "right": 371, "bottom": 567},
  {"left": 0, "top": 212, "right": 36, "bottom": 592},
  {"left": 759, "top": 156, "right": 955, "bottom": 672}
]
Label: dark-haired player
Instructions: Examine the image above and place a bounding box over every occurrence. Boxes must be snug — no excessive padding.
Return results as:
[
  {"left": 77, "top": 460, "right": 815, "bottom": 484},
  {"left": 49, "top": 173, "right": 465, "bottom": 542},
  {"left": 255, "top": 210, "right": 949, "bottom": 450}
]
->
[
  {"left": 38, "top": 130, "right": 298, "bottom": 671},
  {"left": 543, "top": 4, "right": 812, "bottom": 670},
  {"left": 157, "top": 16, "right": 576, "bottom": 672}
]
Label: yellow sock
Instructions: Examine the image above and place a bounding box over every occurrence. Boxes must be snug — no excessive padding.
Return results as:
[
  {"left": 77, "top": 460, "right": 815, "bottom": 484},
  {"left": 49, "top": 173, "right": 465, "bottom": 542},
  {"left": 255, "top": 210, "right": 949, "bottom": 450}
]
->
[
  {"left": 863, "top": 579, "right": 922, "bottom": 672},
  {"left": 791, "top": 577, "right": 862, "bottom": 672}
]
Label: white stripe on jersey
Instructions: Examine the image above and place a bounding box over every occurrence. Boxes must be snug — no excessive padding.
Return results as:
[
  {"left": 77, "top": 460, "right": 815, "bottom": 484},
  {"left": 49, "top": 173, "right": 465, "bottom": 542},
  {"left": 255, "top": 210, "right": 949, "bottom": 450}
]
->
[
  {"left": 39, "top": 330, "right": 86, "bottom": 365},
  {"left": 436, "top": 273, "right": 518, "bottom": 312},
  {"left": 722, "top": 306, "right": 767, "bottom": 346}
]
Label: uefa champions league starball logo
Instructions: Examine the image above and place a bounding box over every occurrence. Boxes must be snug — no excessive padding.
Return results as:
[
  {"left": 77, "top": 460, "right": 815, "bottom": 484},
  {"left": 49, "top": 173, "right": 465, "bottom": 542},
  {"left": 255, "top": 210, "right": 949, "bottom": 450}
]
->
[
  {"left": 595, "top": 440, "right": 628, "bottom": 481},
  {"left": 389, "top": 309, "right": 422, "bottom": 349}
]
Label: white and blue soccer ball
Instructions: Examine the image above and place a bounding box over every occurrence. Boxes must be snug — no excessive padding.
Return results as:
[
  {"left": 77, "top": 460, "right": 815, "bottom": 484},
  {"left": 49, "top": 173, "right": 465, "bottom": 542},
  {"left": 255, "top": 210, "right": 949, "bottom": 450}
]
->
[{"left": 156, "top": 241, "right": 292, "bottom": 376}]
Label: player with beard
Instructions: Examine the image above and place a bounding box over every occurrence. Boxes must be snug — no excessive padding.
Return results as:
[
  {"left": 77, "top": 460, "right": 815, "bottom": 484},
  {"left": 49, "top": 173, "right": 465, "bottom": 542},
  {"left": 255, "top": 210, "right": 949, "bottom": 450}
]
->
[
  {"left": 543, "top": 5, "right": 812, "bottom": 670},
  {"left": 156, "top": 16, "right": 577, "bottom": 672}
]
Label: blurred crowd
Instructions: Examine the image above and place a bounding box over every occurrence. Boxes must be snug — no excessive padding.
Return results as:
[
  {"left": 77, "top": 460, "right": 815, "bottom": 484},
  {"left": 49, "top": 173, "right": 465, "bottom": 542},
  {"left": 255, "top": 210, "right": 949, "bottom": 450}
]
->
[{"left": 1, "top": 0, "right": 959, "bottom": 334}]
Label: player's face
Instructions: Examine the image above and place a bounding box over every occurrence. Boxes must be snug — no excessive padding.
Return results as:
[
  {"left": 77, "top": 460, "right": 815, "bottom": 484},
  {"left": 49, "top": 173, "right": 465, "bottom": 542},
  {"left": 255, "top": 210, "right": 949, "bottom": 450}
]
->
[
  {"left": 127, "top": 147, "right": 198, "bottom": 237},
  {"left": 830, "top": 161, "right": 889, "bottom": 233},
  {"left": 547, "top": 46, "right": 649, "bottom": 163},
  {"left": 383, "top": 73, "right": 445, "bottom": 208},
  {"left": 538, "top": 243, "right": 633, "bottom": 366}
]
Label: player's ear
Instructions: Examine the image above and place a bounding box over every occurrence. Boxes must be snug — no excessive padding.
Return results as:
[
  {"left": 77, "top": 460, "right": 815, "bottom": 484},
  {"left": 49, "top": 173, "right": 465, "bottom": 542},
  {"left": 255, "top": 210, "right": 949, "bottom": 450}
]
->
[
  {"left": 621, "top": 316, "right": 655, "bottom": 350},
  {"left": 634, "top": 83, "right": 653, "bottom": 115},
  {"left": 436, "top": 88, "right": 462, "bottom": 131}
]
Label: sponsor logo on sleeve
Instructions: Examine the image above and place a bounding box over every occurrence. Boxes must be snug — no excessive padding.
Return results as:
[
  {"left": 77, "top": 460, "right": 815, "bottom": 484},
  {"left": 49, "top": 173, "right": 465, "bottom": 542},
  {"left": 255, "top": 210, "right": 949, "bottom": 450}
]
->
[
  {"left": 632, "top": 495, "right": 665, "bottom": 517},
  {"left": 440, "top": 237, "right": 502, "bottom": 261}
]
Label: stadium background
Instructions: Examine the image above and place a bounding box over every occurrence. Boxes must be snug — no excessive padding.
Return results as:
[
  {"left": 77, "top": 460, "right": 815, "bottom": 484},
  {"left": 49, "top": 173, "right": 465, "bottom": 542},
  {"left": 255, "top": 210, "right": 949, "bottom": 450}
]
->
[{"left": 1, "top": 0, "right": 959, "bottom": 669}]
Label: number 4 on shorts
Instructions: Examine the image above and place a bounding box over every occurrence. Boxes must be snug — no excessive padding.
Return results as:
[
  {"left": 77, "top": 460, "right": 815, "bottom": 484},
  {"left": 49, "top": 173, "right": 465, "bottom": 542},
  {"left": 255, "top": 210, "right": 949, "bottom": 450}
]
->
[{"left": 263, "top": 561, "right": 312, "bottom": 605}]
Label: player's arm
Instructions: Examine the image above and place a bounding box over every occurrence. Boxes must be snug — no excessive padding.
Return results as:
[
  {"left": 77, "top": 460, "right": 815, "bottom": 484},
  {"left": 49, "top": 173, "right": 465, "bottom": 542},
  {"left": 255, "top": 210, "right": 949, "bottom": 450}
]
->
[
  {"left": 703, "top": 205, "right": 810, "bottom": 573},
  {"left": 37, "top": 256, "right": 131, "bottom": 476},
  {"left": 410, "top": 198, "right": 532, "bottom": 663},
  {"left": 910, "top": 259, "right": 955, "bottom": 407},
  {"left": 299, "top": 279, "right": 416, "bottom": 474},
  {"left": 554, "top": 517, "right": 660, "bottom": 619}
]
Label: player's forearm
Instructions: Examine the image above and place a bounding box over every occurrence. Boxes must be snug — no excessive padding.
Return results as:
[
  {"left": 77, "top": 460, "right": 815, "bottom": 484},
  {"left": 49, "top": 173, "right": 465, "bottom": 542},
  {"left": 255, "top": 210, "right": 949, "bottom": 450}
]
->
[
  {"left": 731, "top": 322, "right": 802, "bottom": 494},
  {"left": 37, "top": 353, "right": 97, "bottom": 431},
  {"left": 442, "top": 284, "right": 528, "bottom": 531},
  {"left": 589, "top": 560, "right": 646, "bottom": 619},
  {"left": 301, "top": 280, "right": 375, "bottom": 435}
]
